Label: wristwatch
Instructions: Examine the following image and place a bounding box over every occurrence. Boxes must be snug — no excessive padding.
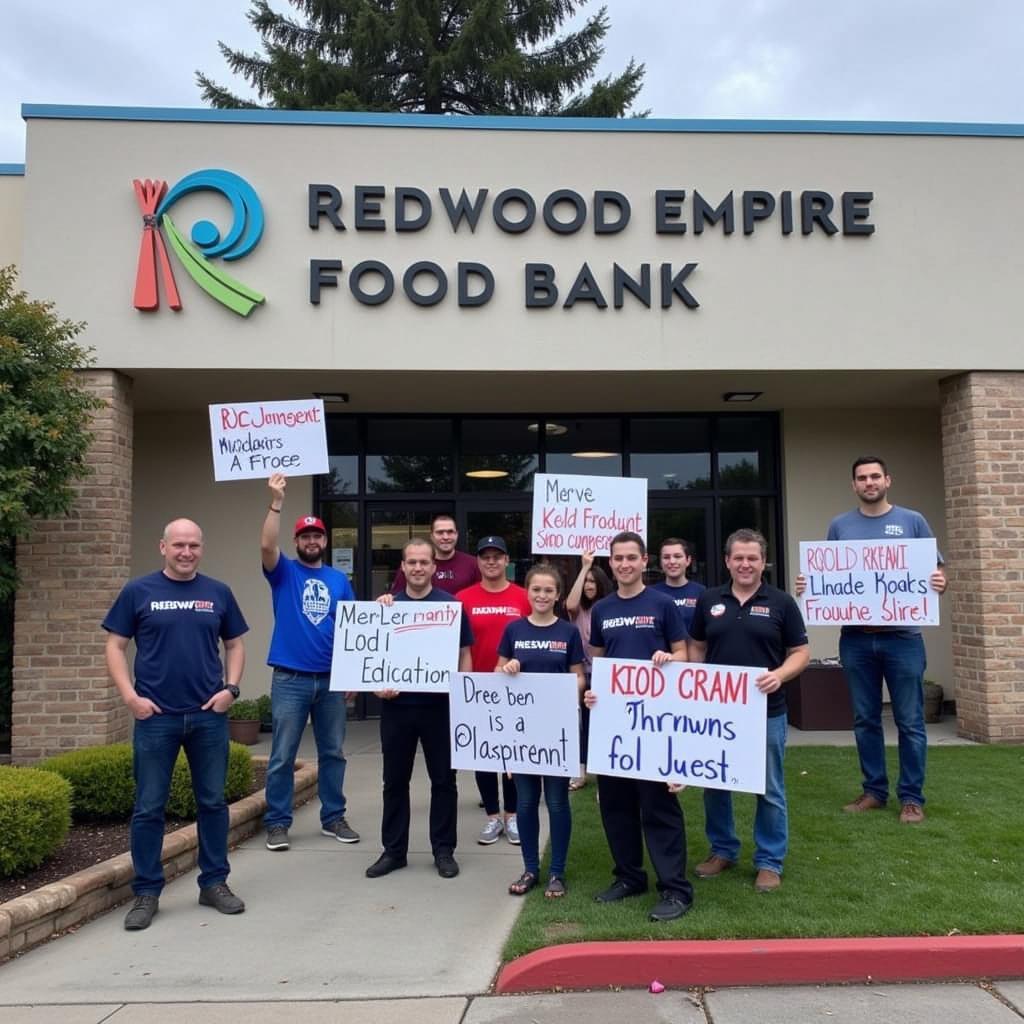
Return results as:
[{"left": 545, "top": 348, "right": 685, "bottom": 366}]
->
[{"left": 224, "top": 684, "right": 241, "bottom": 699}]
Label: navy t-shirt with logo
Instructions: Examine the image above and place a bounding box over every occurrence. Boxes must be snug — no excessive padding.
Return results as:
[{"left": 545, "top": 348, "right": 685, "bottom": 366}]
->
[
  {"left": 589, "top": 588, "right": 689, "bottom": 660},
  {"left": 102, "top": 571, "right": 249, "bottom": 714},
  {"left": 497, "top": 617, "right": 585, "bottom": 674},
  {"left": 265, "top": 554, "right": 355, "bottom": 673},
  {"left": 653, "top": 580, "right": 706, "bottom": 635}
]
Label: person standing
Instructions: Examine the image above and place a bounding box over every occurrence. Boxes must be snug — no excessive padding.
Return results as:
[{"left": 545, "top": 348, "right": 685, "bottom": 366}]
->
[
  {"left": 689, "top": 529, "right": 809, "bottom": 893},
  {"left": 261, "top": 473, "right": 359, "bottom": 852},
  {"left": 586, "top": 531, "right": 693, "bottom": 923},
  {"left": 367, "top": 538, "right": 474, "bottom": 879},
  {"left": 103, "top": 519, "right": 248, "bottom": 931},
  {"left": 456, "top": 536, "right": 530, "bottom": 846},
  {"left": 498, "top": 564, "right": 585, "bottom": 898},
  {"left": 390, "top": 513, "right": 480, "bottom": 595},
  {"left": 797, "top": 456, "right": 947, "bottom": 823},
  {"left": 653, "top": 537, "right": 706, "bottom": 636}
]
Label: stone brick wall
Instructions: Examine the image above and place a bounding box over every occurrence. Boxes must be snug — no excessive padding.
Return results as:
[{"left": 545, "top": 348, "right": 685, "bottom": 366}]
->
[
  {"left": 11, "top": 370, "right": 133, "bottom": 763},
  {"left": 940, "top": 371, "right": 1024, "bottom": 742}
]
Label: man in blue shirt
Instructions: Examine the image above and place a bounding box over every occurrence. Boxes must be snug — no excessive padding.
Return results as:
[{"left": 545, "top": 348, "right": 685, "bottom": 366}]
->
[
  {"left": 797, "top": 457, "right": 947, "bottom": 823},
  {"left": 103, "top": 518, "right": 248, "bottom": 931},
  {"left": 262, "top": 473, "right": 359, "bottom": 851},
  {"left": 653, "top": 537, "right": 706, "bottom": 636}
]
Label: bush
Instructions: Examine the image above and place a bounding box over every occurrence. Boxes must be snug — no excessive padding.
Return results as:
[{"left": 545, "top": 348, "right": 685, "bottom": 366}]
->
[
  {"left": 38, "top": 744, "right": 134, "bottom": 819},
  {"left": 256, "top": 693, "right": 272, "bottom": 724},
  {"left": 0, "top": 765, "right": 72, "bottom": 876},
  {"left": 228, "top": 699, "right": 260, "bottom": 721},
  {"left": 167, "top": 742, "right": 253, "bottom": 818}
]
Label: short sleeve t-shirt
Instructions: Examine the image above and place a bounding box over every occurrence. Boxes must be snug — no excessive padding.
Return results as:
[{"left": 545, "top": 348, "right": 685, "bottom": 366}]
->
[
  {"left": 102, "top": 571, "right": 249, "bottom": 714},
  {"left": 498, "top": 617, "right": 585, "bottom": 673},
  {"left": 653, "top": 580, "right": 706, "bottom": 635},
  {"left": 690, "top": 582, "right": 808, "bottom": 717},
  {"left": 390, "top": 550, "right": 481, "bottom": 596},
  {"left": 590, "top": 588, "right": 689, "bottom": 660},
  {"left": 456, "top": 582, "right": 530, "bottom": 673},
  {"left": 264, "top": 554, "right": 355, "bottom": 673},
  {"left": 389, "top": 587, "right": 475, "bottom": 707}
]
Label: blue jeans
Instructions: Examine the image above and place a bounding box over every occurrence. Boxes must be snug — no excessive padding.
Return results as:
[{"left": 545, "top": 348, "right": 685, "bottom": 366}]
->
[
  {"left": 514, "top": 774, "right": 571, "bottom": 877},
  {"left": 264, "top": 668, "right": 348, "bottom": 829},
  {"left": 839, "top": 630, "right": 927, "bottom": 806},
  {"left": 131, "top": 710, "right": 229, "bottom": 895},
  {"left": 703, "top": 712, "right": 788, "bottom": 875}
]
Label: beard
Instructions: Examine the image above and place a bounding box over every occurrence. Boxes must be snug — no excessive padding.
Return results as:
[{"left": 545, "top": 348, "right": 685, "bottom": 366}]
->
[{"left": 296, "top": 544, "right": 325, "bottom": 565}]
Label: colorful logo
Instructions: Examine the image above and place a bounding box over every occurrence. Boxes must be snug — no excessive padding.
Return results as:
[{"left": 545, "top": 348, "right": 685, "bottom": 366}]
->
[{"left": 132, "top": 169, "right": 266, "bottom": 317}]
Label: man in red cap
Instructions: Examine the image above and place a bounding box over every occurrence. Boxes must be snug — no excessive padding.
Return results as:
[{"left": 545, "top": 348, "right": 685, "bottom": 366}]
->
[{"left": 261, "top": 472, "right": 359, "bottom": 851}]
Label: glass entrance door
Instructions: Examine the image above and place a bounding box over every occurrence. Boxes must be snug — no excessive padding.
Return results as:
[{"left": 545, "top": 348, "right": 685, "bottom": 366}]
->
[
  {"left": 366, "top": 503, "right": 454, "bottom": 598},
  {"left": 646, "top": 499, "right": 714, "bottom": 586}
]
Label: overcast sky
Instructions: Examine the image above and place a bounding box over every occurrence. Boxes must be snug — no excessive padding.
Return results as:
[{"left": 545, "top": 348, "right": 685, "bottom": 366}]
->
[{"left": 3, "top": 0, "right": 1024, "bottom": 163}]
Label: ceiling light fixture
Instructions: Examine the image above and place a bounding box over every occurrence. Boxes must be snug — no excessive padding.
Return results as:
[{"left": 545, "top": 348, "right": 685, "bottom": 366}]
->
[
  {"left": 313, "top": 392, "right": 350, "bottom": 403},
  {"left": 527, "top": 422, "right": 568, "bottom": 436},
  {"left": 722, "top": 391, "right": 762, "bottom": 403},
  {"left": 571, "top": 451, "right": 617, "bottom": 459},
  {"left": 465, "top": 469, "right": 509, "bottom": 479}
]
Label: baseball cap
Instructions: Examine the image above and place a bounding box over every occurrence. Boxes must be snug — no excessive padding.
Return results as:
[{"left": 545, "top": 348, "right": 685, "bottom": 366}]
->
[
  {"left": 294, "top": 515, "right": 327, "bottom": 537},
  {"left": 476, "top": 535, "right": 508, "bottom": 555}
]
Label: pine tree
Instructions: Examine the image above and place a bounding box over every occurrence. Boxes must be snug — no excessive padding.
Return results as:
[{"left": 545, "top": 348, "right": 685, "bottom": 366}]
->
[{"left": 197, "top": 1, "right": 645, "bottom": 117}]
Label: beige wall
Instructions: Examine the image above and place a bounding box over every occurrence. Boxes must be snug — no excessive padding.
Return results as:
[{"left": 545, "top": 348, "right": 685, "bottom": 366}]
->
[
  {"left": 783, "top": 406, "right": 953, "bottom": 691},
  {"left": 0, "top": 173, "right": 23, "bottom": 269}
]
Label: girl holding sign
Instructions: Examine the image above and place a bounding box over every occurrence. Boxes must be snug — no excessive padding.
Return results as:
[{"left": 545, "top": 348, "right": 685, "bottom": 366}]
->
[{"left": 498, "top": 565, "right": 586, "bottom": 898}]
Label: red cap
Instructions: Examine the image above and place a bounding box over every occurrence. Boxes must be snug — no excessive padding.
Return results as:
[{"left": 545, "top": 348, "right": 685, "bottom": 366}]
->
[{"left": 294, "top": 515, "right": 327, "bottom": 537}]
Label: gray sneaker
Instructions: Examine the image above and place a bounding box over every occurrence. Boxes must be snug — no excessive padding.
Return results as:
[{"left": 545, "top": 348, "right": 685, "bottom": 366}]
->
[
  {"left": 265, "top": 826, "right": 290, "bottom": 851},
  {"left": 124, "top": 894, "right": 159, "bottom": 931},
  {"left": 198, "top": 882, "right": 245, "bottom": 915},
  {"left": 321, "top": 817, "right": 360, "bottom": 843},
  {"left": 505, "top": 814, "right": 521, "bottom": 845},
  {"left": 478, "top": 817, "right": 504, "bottom": 844}
]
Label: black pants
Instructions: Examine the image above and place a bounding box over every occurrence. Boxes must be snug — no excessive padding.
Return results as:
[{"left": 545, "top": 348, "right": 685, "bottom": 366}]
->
[
  {"left": 579, "top": 675, "right": 592, "bottom": 764},
  {"left": 597, "top": 774, "right": 693, "bottom": 902},
  {"left": 380, "top": 701, "right": 457, "bottom": 858},
  {"left": 475, "top": 771, "right": 517, "bottom": 814}
]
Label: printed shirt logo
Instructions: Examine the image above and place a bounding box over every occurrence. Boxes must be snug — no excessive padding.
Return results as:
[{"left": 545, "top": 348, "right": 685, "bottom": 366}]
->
[
  {"left": 133, "top": 169, "right": 266, "bottom": 317},
  {"left": 602, "top": 615, "right": 656, "bottom": 629},
  {"left": 513, "top": 639, "right": 568, "bottom": 652},
  {"left": 472, "top": 606, "right": 524, "bottom": 616},
  {"left": 674, "top": 597, "right": 698, "bottom": 608},
  {"left": 150, "top": 600, "right": 215, "bottom": 613},
  {"left": 301, "top": 578, "right": 331, "bottom": 626},
  {"left": 750, "top": 605, "right": 771, "bottom": 617},
  {"left": 884, "top": 524, "right": 905, "bottom": 536},
  {"left": 709, "top": 603, "right": 727, "bottom": 617}
]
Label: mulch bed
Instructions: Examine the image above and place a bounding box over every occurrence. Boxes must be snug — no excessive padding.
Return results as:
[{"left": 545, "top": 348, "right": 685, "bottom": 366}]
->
[{"left": 0, "top": 764, "right": 267, "bottom": 905}]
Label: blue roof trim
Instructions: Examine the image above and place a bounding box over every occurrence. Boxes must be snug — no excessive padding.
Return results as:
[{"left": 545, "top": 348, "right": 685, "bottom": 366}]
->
[
  {"left": 19, "top": 104, "right": 1024, "bottom": 138},
  {"left": 0, "top": 163, "right": 25, "bottom": 175}
]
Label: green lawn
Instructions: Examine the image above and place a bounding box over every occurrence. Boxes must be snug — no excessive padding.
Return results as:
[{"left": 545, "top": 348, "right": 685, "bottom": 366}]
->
[{"left": 502, "top": 745, "right": 1024, "bottom": 961}]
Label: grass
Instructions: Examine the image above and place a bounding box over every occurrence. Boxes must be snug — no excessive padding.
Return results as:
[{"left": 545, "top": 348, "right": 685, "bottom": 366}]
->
[{"left": 502, "top": 745, "right": 1024, "bottom": 960}]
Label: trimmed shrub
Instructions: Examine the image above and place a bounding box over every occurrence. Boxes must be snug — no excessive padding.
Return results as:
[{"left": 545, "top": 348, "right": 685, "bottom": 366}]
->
[
  {"left": 256, "top": 693, "right": 272, "bottom": 725},
  {"left": 167, "top": 742, "right": 253, "bottom": 818},
  {"left": 227, "top": 698, "right": 260, "bottom": 721},
  {"left": 0, "top": 765, "right": 72, "bottom": 876},
  {"left": 38, "top": 744, "right": 134, "bottom": 819}
]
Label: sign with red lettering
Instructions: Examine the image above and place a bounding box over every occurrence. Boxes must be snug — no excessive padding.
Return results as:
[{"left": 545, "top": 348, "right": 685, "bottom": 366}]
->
[
  {"left": 209, "top": 398, "right": 328, "bottom": 481},
  {"left": 586, "top": 657, "right": 767, "bottom": 794},
  {"left": 531, "top": 473, "right": 647, "bottom": 556},
  {"left": 798, "top": 539, "right": 940, "bottom": 627}
]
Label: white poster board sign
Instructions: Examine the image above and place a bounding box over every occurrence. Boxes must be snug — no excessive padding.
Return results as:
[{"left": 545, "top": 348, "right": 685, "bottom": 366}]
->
[
  {"left": 799, "top": 538, "right": 940, "bottom": 627},
  {"left": 531, "top": 473, "right": 647, "bottom": 556},
  {"left": 209, "top": 398, "right": 328, "bottom": 481},
  {"left": 586, "top": 657, "right": 767, "bottom": 794},
  {"left": 330, "top": 600, "right": 464, "bottom": 693},
  {"left": 449, "top": 673, "right": 580, "bottom": 776}
]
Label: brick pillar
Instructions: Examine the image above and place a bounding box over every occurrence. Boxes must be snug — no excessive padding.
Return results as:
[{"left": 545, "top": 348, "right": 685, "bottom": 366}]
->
[
  {"left": 11, "top": 370, "right": 133, "bottom": 763},
  {"left": 940, "top": 371, "right": 1024, "bottom": 742}
]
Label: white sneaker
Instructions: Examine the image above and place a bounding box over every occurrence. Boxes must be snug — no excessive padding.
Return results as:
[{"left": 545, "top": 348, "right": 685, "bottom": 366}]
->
[
  {"left": 505, "top": 814, "right": 521, "bottom": 845},
  {"left": 478, "top": 817, "right": 504, "bottom": 845}
]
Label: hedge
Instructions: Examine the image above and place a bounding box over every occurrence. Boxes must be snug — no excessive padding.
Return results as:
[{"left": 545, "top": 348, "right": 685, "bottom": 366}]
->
[
  {"left": 0, "top": 765, "right": 72, "bottom": 876},
  {"left": 167, "top": 742, "right": 253, "bottom": 818}
]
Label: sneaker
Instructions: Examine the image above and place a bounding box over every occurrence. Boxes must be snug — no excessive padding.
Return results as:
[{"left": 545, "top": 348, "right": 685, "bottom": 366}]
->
[
  {"left": 321, "top": 817, "right": 360, "bottom": 843},
  {"left": 754, "top": 869, "right": 782, "bottom": 893},
  {"left": 843, "top": 793, "right": 886, "bottom": 813},
  {"left": 365, "top": 853, "right": 407, "bottom": 878},
  {"left": 594, "top": 879, "right": 646, "bottom": 903},
  {"left": 478, "top": 817, "right": 504, "bottom": 845},
  {"left": 694, "top": 853, "right": 736, "bottom": 878},
  {"left": 899, "top": 802, "right": 925, "bottom": 824},
  {"left": 198, "top": 882, "right": 245, "bottom": 915},
  {"left": 505, "top": 814, "right": 520, "bottom": 845},
  {"left": 265, "top": 826, "right": 290, "bottom": 851},
  {"left": 435, "top": 853, "right": 460, "bottom": 878},
  {"left": 649, "top": 891, "right": 692, "bottom": 922},
  {"left": 124, "top": 894, "right": 159, "bottom": 931}
]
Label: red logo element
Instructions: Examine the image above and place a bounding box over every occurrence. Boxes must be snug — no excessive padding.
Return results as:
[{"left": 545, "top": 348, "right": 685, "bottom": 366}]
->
[{"left": 132, "top": 179, "right": 181, "bottom": 312}]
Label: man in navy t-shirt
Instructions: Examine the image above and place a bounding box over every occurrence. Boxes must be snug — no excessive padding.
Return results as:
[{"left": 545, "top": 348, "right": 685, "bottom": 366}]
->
[
  {"left": 261, "top": 473, "right": 359, "bottom": 852},
  {"left": 367, "top": 538, "right": 474, "bottom": 881},
  {"left": 586, "top": 531, "right": 694, "bottom": 923},
  {"left": 653, "top": 536, "right": 706, "bottom": 636},
  {"left": 103, "top": 518, "right": 248, "bottom": 931}
]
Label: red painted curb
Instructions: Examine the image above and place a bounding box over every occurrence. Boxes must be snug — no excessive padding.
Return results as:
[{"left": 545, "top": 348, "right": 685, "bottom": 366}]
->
[{"left": 496, "top": 935, "right": 1024, "bottom": 993}]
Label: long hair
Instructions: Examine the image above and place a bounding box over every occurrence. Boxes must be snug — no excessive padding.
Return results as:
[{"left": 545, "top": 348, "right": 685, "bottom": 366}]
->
[{"left": 580, "top": 563, "right": 613, "bottom": 610}]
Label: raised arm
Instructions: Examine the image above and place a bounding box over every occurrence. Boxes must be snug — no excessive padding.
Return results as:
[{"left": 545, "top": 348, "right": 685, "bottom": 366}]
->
[
  {"left": 261, "top": 473, "right": 287, "bottom": 572},
  {"left": 564, "top": 551, "right": 595, "bottom": 617}
]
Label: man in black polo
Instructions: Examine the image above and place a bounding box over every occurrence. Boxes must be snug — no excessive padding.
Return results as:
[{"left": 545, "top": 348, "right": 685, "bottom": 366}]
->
[{"left": 688, "top": 528, "right": 809, "bottom": 893}]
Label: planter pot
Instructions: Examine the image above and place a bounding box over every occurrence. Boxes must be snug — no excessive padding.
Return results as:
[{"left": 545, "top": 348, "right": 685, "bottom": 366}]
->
[
  {"left": 923, "top": 682, "right": 944, "bottom": 724},
  {"left": 229, "top": 719, "right": 261, "bottom": 745}
]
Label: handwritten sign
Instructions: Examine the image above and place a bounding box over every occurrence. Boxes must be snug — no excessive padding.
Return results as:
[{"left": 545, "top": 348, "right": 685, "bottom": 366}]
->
[
  {"left": 330, "top": 600, "right": 464, "bottom": 693},
  {"left": 209, "top": 398, "right": 328, "bottom": 481},
  {"left": 531, "top": 473, "right": 647, "bottom": 556},
  {"left": 586, "top": 657, "right": 767, "bottom": 794},
  {"left": 799, "top": 538, "right": 940, "bottom": 627},
  {"left": 449, "top": 673, "right": 579, "bottom": 776}
]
